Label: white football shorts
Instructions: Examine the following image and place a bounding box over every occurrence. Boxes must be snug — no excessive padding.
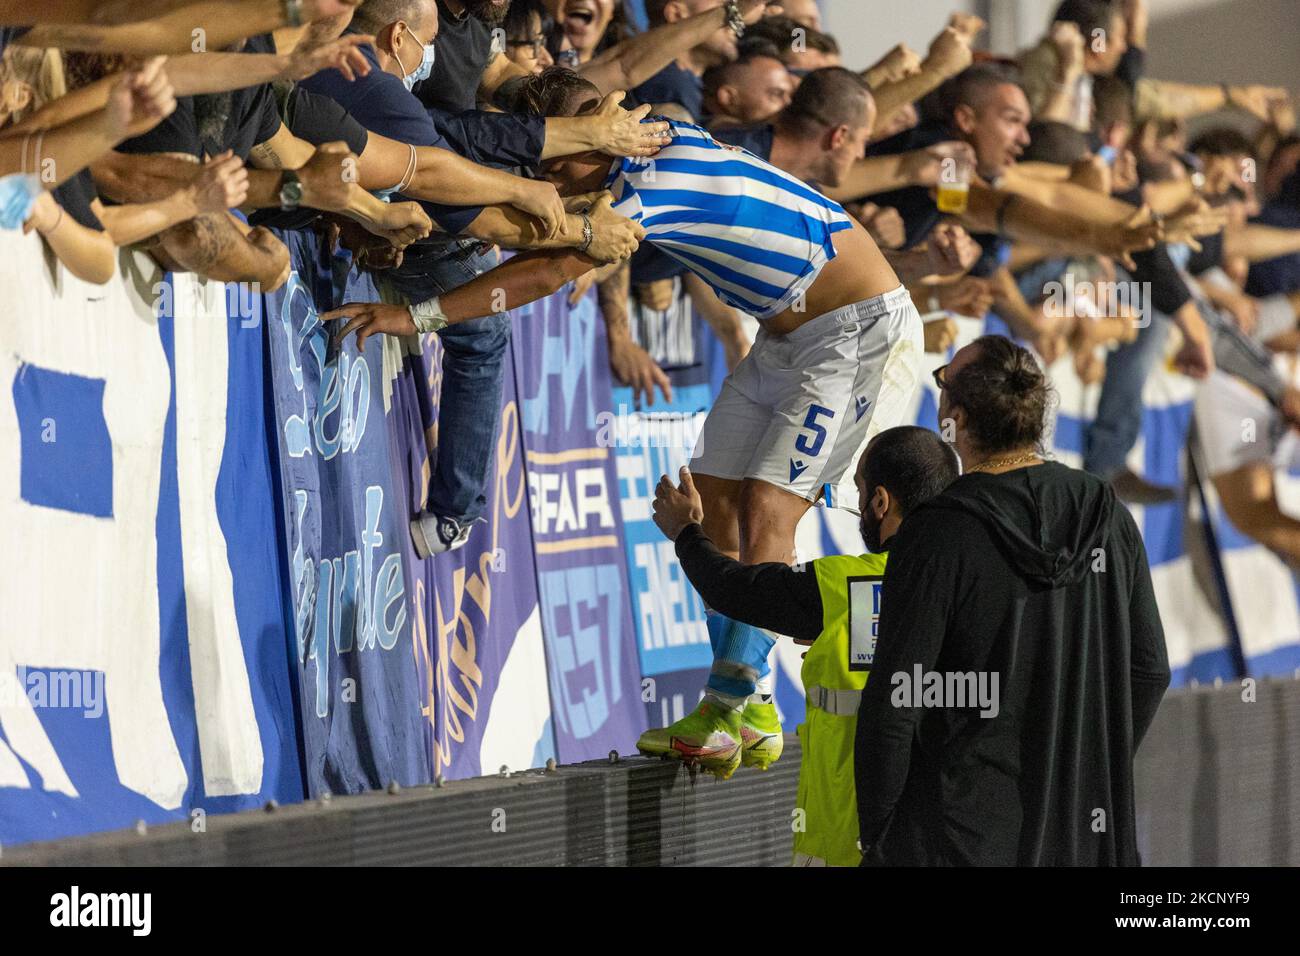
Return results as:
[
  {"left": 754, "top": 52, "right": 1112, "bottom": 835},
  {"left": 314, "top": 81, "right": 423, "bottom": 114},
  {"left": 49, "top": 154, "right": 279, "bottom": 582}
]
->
[{"left": 690, "top": 285, "right": 923, "bottom": 513}]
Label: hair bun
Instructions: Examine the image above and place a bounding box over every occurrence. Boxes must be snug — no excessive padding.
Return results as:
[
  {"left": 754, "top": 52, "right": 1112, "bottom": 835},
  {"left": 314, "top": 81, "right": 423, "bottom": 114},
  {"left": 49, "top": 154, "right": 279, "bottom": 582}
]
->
[{"left": 1008, "top": 366, "right": 1037, "bottom": 392}]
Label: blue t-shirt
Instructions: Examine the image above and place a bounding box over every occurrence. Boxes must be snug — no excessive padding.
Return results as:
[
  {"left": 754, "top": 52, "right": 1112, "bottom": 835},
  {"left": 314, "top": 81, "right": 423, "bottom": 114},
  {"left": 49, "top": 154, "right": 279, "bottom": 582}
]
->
[
  {"left": 632, "top": 62, "right": 706, "bottom": 123},
  {"left": 711, "top": 123, "right": 775, "bottom": 161},
  {"left": 299, "top": 42, "right": 482, "bottom": 234},
  {"left": 1246, "top": 197, "right": 1300, "bottom": 298}
]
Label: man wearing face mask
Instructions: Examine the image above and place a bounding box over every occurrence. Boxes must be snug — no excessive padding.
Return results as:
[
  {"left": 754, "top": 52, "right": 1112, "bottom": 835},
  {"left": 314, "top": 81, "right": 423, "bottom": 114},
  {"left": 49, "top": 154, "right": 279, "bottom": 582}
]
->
[
  {"left": 648, "top": 426, "right": 959, "bottom": 866},
  {"left": 304, "top": 0, "right": 664, "bottom": 558}
]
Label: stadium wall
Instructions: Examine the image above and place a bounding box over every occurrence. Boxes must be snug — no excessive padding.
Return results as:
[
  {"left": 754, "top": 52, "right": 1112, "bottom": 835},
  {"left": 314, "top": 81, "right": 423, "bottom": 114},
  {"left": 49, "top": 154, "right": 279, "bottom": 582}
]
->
[
  {"left": 1, "top": 228, "right": 1297, "bottom": 850},
  {"left": 4, "top": 677, "right": 1297, "bottom": 866}
]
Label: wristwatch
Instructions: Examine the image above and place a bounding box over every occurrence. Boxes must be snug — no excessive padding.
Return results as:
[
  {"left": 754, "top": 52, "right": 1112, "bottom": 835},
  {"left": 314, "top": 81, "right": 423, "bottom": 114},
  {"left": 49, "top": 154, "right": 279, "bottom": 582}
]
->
[
  {"left": 279, "top": 170, "right": 303, "bottom": 211},
  {"left": 724, "top": 0, "right": 746, "bottom": 39},
  {"left": 282, "top": 0, "right": 303, "bottom": 28}
]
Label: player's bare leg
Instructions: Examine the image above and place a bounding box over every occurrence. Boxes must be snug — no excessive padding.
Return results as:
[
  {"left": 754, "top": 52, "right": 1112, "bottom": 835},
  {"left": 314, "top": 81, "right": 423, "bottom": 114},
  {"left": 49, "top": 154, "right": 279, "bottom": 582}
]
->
[{"left": 637, "top": 474, "right": 812, "bottom": 775}]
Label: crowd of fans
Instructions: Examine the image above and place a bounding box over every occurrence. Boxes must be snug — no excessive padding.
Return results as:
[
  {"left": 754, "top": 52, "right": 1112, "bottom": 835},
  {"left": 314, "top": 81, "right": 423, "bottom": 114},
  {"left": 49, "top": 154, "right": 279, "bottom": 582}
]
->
[{"left": 3, "top": 0, "right": 1300, "bottom": 564}]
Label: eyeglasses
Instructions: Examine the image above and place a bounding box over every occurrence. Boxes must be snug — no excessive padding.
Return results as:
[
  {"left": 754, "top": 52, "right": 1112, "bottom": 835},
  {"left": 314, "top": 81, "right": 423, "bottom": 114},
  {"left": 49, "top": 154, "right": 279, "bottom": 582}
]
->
[
  {"left": 932, "top": 363, "right": 950, "bottom": 390},
  {"left": 508, "top": 36, "right": 547, "bottom": 57}
]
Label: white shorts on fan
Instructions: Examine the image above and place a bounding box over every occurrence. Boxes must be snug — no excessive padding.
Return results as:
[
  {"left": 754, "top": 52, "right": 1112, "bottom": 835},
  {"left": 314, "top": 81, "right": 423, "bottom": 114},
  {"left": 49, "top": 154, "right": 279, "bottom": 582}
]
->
[{"left": 690, "top": 285, "right": 923, "bottom": 513}]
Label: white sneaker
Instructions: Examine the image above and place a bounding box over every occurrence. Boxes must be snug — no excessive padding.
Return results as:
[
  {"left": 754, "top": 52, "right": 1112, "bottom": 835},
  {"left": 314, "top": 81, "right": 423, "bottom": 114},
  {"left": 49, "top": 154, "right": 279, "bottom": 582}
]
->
[{"left": 410, "top": 513, "right": 475, "bottom": 559}]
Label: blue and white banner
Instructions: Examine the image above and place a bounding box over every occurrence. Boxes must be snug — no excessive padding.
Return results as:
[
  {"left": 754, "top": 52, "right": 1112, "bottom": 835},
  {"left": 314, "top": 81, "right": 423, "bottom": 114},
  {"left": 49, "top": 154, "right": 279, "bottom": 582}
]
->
[
  {"left": 263, "top": 229, "right": 429, "bottom": 797},
  {"left": 0, "top": 234, "right": 301, "bottom": 846}
]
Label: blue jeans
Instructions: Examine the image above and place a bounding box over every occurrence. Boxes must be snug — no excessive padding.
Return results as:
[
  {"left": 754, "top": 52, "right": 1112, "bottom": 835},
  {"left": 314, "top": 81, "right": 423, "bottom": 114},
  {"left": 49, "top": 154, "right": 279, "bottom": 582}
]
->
[
  {"left": 384, "top": 243, "right": 511, "bottom": 525},
  {"left": 1083, "top": 313, "right": 1170, "bottom": 479}
]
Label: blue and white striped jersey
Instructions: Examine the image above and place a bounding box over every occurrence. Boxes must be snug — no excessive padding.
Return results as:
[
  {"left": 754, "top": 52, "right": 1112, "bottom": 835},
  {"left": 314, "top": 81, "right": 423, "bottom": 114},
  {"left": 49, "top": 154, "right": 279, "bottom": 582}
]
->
[{"left": 605, "top": 120, "right": 855, "bottom": 320}]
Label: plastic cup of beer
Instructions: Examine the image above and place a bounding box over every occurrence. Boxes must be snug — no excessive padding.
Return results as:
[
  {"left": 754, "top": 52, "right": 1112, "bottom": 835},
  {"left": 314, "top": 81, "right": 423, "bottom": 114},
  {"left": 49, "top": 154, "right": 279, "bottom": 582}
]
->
[{"left": 936, "top": 155, "right": 973, "bottom": 214}]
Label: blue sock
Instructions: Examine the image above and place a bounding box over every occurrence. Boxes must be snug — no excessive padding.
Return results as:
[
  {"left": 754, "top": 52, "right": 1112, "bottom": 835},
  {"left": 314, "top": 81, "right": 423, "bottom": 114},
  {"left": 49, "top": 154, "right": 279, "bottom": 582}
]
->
[{"left": 704, "top": 611, "right": 775, "bottom": 703}]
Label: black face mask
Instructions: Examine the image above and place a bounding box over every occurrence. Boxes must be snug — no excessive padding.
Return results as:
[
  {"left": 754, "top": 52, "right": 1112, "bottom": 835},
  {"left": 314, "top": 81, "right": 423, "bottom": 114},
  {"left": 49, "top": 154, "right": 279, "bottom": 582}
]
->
[{"left": 860, "top": 506, "right": 883, "bottom": 554}]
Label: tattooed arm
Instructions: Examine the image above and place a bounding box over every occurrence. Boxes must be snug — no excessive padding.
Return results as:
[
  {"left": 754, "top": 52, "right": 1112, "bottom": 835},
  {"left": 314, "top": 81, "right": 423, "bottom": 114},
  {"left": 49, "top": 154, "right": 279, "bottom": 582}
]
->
[{"left": 157, "top": 210, "right": 291, "bottom": 289}]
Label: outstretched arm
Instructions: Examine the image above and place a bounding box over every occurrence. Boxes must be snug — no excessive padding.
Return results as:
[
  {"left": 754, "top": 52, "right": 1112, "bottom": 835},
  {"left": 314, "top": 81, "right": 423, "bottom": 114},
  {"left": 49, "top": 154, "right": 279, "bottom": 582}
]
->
[
  {"left": 652, "top": 467, "right": 824, "bottom": 642},
  {"left": 325, "top": 247, "right": 604, "bottom": 351},
  {"left": 15, "top": 0, "right": 359, "bottom": 54},
  {"left": 578, "top": 0, "right": 771, "bottom": 95},
  {"left": 0, "top": 59, "right": 176, "bottom": 185},
  {"left": 5, "top": 37, "right": 372, "bottom": 136},
  {"left": 869, "top": 17, "right": 982, "bottom": 134},
  {"left": 23, "top": 192, "right": 117, "bottom": 284}
]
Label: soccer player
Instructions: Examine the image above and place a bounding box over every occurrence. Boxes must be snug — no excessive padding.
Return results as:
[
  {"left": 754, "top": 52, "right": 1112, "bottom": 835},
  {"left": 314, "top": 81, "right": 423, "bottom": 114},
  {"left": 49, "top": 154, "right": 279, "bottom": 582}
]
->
[{"left": 326, "top": 67, "right": 932, "bottom": 776}]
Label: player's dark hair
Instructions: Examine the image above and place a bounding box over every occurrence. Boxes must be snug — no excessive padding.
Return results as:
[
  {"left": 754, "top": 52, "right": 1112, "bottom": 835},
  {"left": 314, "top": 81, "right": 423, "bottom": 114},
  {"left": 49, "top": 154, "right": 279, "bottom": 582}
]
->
[
  {"left": 508, "top": 65, "right": 602, "bottom": 116},
  {"left": 779, "top": 66, "right": 871, "bottom": 136},
  {"left": 946, "top": 335, "right": 1055, "bottom": 455},
  {"left": 861, "top": 427, "right": 960, "bottom": 517}
]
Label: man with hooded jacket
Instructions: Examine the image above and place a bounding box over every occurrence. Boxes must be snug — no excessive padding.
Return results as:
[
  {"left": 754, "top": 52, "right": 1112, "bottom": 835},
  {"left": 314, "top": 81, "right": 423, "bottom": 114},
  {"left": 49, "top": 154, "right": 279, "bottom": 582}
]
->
[{"left": 855, "top": 335, "right": 1171, "bottom": 866}]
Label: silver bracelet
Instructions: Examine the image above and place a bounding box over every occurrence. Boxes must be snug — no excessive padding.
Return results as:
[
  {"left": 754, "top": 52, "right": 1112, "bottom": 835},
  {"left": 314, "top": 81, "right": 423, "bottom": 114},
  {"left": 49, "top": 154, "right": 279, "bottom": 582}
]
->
[
  {"left": 724, "top": 0, "right": 746, "bottom": 39},
  {"left": 578, "top": 212, "right": 594, "bottom": 254},
  {"left": 409, "top": 296, "right": 450, "bottom": 334}
]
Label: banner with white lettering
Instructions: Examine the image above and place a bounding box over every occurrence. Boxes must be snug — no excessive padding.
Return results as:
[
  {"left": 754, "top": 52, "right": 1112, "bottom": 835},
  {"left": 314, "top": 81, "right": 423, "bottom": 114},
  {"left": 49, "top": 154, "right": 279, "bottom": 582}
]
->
[
  {"left": 0, "top": 234, "right": 302, "bottom": 846},
  {"left": 263, "top": 230, "right": 428, "bottom": 796},
  {"left": 513, "top": 289, "right": 649, "bottom": 761}
]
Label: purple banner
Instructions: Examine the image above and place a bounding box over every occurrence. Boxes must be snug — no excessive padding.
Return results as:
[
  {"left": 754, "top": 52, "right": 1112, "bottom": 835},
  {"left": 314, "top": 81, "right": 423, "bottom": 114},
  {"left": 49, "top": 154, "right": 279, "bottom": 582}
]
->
[
  {"left": 512, "top": 289, "right": 649, "bottom": 761},
  {"left": 398, "top": 330, "right": 556, "bottom": 780}
]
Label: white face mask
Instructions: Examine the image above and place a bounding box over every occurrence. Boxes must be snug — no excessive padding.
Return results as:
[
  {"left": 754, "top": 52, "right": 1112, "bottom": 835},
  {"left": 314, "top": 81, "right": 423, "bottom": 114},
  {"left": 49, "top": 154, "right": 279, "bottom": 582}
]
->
[
  {"left": 394, "top": 25, "right": 437, "bottom": 92},
  {"left": 0, "top": 172, "right": 42, "bottom": 231}
]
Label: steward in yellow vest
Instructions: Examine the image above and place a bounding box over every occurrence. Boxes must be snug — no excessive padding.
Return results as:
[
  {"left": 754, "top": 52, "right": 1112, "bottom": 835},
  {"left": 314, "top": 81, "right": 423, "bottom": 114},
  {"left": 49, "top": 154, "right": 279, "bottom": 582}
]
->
[
  {"left": 650, "top": 426, "right": 960, "bottom": 866},
  {"left": 794, "top": 551, "right": 886, "bottom": 866}
]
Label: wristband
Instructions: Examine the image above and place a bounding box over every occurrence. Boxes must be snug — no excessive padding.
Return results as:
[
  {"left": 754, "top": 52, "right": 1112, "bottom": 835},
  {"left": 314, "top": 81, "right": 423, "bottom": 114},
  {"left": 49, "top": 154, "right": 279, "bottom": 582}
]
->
[
  {"left": 578, "top": 212, "right": 594, "bottom": 254},
  {"left": 409, "top": 296, "right": 451, "bottom": 334}
]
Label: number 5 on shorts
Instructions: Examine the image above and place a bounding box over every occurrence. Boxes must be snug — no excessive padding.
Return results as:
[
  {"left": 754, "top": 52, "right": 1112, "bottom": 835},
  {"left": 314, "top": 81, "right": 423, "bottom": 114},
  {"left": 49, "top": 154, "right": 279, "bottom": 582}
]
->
[{"left": 795, "top": 404, "right": 836, "bottom": 458}]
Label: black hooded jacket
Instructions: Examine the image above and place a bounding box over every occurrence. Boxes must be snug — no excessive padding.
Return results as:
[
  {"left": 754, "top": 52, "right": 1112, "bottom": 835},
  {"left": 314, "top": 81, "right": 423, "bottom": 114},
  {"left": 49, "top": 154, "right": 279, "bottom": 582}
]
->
[{"left": 854, "top": 462, "right": 1170, "bottom": 866}]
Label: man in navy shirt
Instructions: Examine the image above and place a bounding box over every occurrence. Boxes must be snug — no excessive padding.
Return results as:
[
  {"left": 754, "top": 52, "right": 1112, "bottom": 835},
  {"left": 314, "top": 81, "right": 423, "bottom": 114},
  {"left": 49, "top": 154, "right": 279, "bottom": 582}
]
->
[
  {"left": 1248, "top": 170, "right": 1300, "bottom": 298},
  {"left": 306, "top": 0, "right": 653, "bottom": 557}
]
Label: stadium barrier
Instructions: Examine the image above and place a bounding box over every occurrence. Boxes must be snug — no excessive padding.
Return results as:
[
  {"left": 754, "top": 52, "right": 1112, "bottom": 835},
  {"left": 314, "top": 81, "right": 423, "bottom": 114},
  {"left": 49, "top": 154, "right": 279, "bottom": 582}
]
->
[
  {"left": 4, "top": 677, "right": 1298, "bottom": 865},
  {"left": 2, "top": 228, "right": 1298, "bottom": 850}
]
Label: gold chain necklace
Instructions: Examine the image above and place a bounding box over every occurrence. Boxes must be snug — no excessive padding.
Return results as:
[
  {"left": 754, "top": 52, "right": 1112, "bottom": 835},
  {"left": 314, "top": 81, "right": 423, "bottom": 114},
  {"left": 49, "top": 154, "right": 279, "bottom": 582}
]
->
[{"left": 967, "top": 452, "right": 1042, "bottom": 474}]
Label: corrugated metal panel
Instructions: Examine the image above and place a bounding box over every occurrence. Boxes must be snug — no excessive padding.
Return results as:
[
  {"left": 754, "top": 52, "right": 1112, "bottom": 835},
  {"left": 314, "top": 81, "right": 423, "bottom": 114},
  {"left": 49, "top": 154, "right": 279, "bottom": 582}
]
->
[{"left": 5, "top": 681, "right": 1299, "bottom": 866}]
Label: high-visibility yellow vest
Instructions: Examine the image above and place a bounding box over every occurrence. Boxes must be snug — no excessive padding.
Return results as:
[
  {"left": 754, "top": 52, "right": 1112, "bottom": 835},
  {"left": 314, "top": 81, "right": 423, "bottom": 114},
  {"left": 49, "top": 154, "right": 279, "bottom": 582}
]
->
[{"left": 793, "top": 552, "right": 887, "bottom": 867}]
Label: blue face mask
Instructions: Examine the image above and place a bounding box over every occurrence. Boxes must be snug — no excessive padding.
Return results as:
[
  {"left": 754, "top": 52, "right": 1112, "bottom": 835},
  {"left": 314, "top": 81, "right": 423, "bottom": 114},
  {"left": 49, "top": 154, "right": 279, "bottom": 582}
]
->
[
  {"left": 398, "top": 26, "right": 437, "bottom": 92},
  {"left": 0, "top": 172, "right": 42, "bottom": 231}
]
